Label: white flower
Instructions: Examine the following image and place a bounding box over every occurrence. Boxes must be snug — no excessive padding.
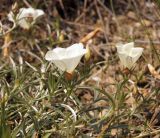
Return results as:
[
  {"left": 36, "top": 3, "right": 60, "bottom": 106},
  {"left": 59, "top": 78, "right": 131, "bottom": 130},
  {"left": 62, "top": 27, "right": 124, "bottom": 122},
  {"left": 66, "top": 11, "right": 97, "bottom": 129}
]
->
[
  {"left": 8, "top": 7, "right": 44, "bottom": 29},
  {"left": 45, "top": 43, "right": 87, "bottom": 73},
  {"left": 116, "top": 42, "right": 143, "bottom": 69}
]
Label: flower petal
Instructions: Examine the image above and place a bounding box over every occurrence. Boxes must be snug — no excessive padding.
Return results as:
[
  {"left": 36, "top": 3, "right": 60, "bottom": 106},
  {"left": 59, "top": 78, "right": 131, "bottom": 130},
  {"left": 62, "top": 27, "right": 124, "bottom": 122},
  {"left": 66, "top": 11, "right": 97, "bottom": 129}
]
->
[
  {"left": 125, "top": 56, "right": 134, "bottom": 69},
  {"left": 45, "top": 43, "right": 87, "bottom": 73},
  {"left": 34, "top": 9, "right": 45, "bottom": 19},
  {"left": 122, "top": 42, "right": 134, "bottom": 53},
  {"left": 18, "top": 18, "right": 30, "bottom": 29},
  {"left": 17, "top": 8, "right": 34, "bottom": 19},
  {"left": 116, "top": 42, "right": 134, "bottom": 54},
  {"left": 116, "top": 43, "right": 124, "bottom": 53},
  {"left": 116, "top": 42, "right": 143, "bottom": 69},
  {"left": 45, "top": 50, "right": 59, "bottom": 61},
  {"left": 8, "top": 12, "right": 15, "bottom": 22},
  {"left": 130, "top": 47, "right": 143, "bottom": 64},
  {"left": 63, "top": 54, "right": 85, "bottom": 73},
  {"left": 13, "top": 8, "right": 44, "bottom": 29},
  {"left": 53, "top": 47, "right": 67, "bottom": 59},
  {"left": 65, "top": 43, "right": 87, "bottom": 59},
  {"left": 118, "top": 53, "right": 135, "bottom": 69},
  {"left": 52, "top": 60, "right": 67, "bottom": 71},
  {"left": 129, "top": 47, "right": 143, "bottom": 58}
]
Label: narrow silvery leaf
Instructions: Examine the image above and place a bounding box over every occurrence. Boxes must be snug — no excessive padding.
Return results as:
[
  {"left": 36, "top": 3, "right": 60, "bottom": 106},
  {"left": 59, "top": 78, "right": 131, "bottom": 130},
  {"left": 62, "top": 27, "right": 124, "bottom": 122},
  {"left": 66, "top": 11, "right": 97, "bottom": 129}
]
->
[{"left": 60, "top": 104, "right": 77, "bottom": 122}]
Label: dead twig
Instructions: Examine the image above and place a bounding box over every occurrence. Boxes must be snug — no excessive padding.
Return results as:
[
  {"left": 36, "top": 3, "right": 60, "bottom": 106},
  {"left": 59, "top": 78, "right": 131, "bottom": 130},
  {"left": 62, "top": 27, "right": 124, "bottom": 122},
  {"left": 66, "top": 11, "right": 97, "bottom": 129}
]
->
[
  {"left": 94, "top": 0, "right": 108, "bottom": 43},
  {"left": 60, "top": 19, "right": 95, "bottom": 30},
  {"left": 134, "top": 129, "right": 160, "bottom": 138},
  {"left": 80, "top": 28, "right": 101, "bottom": 43},
  {"left": 75, "top": 1, "right": 94, "bottom": 23},
  {"left": 22, "top": 0, "right": 32, "bottom": 8}
]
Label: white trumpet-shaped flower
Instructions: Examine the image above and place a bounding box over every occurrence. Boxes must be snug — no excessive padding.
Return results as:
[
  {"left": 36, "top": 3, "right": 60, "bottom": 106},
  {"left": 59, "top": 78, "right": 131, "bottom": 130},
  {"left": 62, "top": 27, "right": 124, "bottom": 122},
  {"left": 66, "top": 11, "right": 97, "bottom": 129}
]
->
[
  {"left": 8, "top": 7, "right": 44, "bottom": 29},
  {"left": 116, "top": 42, "right": 143, "bottom": 69},
  {"left": 45, "top": 43, "right": 87, "bottom": 73}
]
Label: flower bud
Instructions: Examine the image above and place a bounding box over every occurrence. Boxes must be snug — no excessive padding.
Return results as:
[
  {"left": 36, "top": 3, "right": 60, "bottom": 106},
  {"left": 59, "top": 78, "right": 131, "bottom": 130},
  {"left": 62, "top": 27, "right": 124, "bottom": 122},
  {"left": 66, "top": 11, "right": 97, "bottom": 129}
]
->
[
  {"left": 85, "top": 45, "right": 91, "bottom": 61},
  {"left": 3, "top": 33, "right": 12, "bottom": 57}
]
